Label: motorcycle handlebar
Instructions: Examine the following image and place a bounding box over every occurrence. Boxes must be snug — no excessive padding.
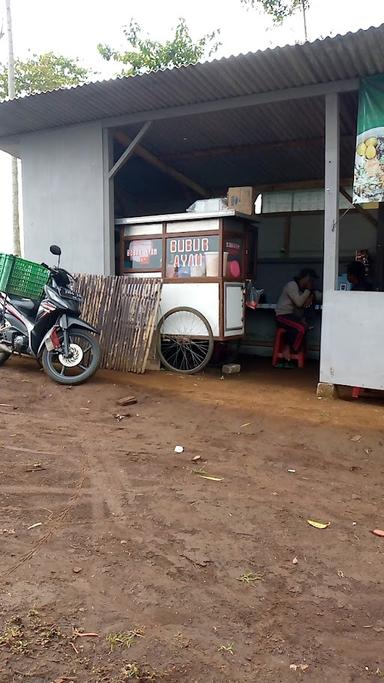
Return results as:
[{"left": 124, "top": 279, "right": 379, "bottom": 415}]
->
[{"left": 41, "top": 263, "right": 75, "bottom": 279}]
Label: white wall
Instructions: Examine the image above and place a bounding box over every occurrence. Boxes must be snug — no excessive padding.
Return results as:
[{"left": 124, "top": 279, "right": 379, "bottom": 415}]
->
[
  {"left": 0, "top": 152, "right": 13, "bottom": 253},
  {"left": 21, "top": 122, "right": 108, "bottom": 274},
  {"left": 320, "top": 291, "right": 384, "bottom": 390}
]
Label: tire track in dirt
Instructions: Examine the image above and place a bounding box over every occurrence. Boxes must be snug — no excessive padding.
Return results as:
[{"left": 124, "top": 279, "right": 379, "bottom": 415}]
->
[{"left": 0, "top": 484, "right": 93, "bottom": 495}]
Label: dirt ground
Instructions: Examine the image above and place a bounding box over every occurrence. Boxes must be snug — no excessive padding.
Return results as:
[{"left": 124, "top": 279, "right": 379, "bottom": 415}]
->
[{"left": 1, "top": 357, "right": 384, "bottom": 683}]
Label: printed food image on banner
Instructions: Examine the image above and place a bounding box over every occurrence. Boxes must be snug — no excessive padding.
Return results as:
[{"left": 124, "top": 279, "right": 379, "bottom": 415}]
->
[
  {"left": 353, "top": 75, "right": 384, "bottom": 204},
  {"left": 124, "top": 239, "right": 162, "bottom": 271}
]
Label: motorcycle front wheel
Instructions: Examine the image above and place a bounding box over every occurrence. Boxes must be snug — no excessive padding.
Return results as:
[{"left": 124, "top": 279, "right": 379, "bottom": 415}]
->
[{"left": 41, "top": 328, "right": 101, "bottom": 385}]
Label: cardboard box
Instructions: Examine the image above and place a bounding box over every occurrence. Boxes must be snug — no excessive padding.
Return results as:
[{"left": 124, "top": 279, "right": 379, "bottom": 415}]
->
[{"left": 227, "top": 186, "right": 257, "bottom": 215}]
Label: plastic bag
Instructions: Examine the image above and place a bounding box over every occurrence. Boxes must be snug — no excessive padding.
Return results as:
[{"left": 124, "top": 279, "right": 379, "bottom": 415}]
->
[{"left": 245, "top": 281, "right": 264, "bottom": 310}]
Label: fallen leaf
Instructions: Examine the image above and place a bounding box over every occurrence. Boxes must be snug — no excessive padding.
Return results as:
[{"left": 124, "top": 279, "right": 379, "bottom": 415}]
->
[
  {"left": 288, "top": 469, "right": 296, "bottom": 474},
  {"left": 351, "top": 434, "right": 362, "bottom": 442},
  {"left": 290, "top": 663, "right": 309, "bottom": 672},
  {"left": 72, "top": 567, "right": 82, "bottom": 574},
  {"left": 192, "top": 455, "right": 201, "bottom": 462},
  {"left": 307, "top": 519, "right": 330, "bottom": 529},
  {"left": 240, "top": 422, "right": 251, "bottom": 428},
  {"left": 28, "top": 522, "right": 42, "bottom": 530},
  {"left": 197, "top": 474, "right": 223, "bottom": 482},
  {"left": 371, "top": 529, "right": 384, "bottom": 538}
]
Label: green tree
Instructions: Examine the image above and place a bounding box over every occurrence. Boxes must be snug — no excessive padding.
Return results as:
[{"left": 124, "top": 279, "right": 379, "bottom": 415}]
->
[
  {"left": 97, "top": 18, "right": 221, "bottom": 75},
  {"left": 241, "top": 0, "right": 310, "bottom": 39},
  {"left": 0, "top": 52, "right": 89, "bottom": 100}
]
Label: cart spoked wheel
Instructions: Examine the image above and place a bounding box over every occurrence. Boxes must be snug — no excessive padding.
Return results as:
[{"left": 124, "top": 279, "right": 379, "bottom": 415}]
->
[{"left": 157, "top": 306, "right": 214, "bottom": 374}]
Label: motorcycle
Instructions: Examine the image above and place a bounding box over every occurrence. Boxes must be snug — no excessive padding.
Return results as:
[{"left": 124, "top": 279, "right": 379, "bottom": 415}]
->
[{"left": 0, "top": 245, "right": 101, "bottom": 385}]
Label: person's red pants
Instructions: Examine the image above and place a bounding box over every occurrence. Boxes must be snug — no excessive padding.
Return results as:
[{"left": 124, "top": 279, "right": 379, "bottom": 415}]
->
[{"left": 276, "top": 315, "right": 306, "bottom": 352}]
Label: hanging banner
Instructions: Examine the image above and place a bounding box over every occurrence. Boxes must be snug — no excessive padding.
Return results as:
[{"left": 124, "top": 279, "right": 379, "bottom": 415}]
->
[{"left": 353, "top": 75, "right": 384, "bottom": 205}]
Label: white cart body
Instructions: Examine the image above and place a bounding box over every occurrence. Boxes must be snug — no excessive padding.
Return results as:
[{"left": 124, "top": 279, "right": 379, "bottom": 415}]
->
[{"left": 116, "top": 210, "right": 258, "bottom": 340}]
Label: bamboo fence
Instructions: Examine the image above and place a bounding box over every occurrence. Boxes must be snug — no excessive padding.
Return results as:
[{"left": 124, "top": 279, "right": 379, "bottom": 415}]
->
[{"left": 75, "top": 274, "right": 162, "bottom": 374}]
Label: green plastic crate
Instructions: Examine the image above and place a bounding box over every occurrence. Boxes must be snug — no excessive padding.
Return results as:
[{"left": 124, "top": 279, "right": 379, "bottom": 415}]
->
[
  {"left": 0, "top": 253, "right": 15, "bottom": 292},
  {"left": 0, "top": 254, "right": 50, "bottom": 300}
]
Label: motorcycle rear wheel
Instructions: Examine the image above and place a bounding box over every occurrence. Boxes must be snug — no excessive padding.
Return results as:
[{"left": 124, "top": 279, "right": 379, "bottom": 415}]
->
[
  {"left": 0, "top": 351, "right": 10, "bottom": 366},
  {"left": 41, "top": 328, "right": 101, "bottom": 385}
]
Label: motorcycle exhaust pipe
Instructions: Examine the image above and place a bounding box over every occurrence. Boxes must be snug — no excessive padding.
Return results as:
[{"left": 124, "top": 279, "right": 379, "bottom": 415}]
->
[{"left": 0, "top": 342, "right": 11, "bottom": 353}]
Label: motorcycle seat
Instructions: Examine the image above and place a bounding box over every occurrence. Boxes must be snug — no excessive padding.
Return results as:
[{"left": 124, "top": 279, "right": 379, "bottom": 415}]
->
[{"left": 8, "top": 296, "right": 39, "bottom": 316}]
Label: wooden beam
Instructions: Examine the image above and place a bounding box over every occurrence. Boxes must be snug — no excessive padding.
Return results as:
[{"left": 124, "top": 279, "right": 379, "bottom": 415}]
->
[
  {"left": 283, "top": 215, "right": 291, "bottom": 255},
  {"left": 114, "top": 130, "right": 209, "bottom": 197},
  {"left": 339, "top": 187, "right": 378, "bottom": 228},
  {"left": 103, "top": 78, "right": 358, "bottom": 130},
  {"left": 250, "top": 178, "right": 353, "bottom": 194},
  {"left": 109, "top": 121, "right": 152, "bottom": 179},
  {"left": 162, "top": 135, "right": 354, "bottom": 163}
]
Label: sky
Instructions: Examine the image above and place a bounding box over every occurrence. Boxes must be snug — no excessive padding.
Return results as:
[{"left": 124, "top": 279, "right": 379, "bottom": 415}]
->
[{"left": 0, "top": 0, "right": 383, "bottom": 252}]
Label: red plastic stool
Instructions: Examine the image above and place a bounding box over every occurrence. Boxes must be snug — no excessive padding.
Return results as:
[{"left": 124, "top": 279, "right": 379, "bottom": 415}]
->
[
  {"left": 352, "top": 387, "right": 362, "bottom": 399},
  {"left": 272, "top": 327, "right": 305, "bottom": 368}
]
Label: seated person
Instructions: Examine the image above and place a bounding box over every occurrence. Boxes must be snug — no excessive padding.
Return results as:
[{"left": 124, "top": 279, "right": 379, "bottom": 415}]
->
[
  {"left": 275, "top": 268, "right": 320, "bottom": 365},
  {"left": 347, "top": 261, "right": 374, "bottom": 291}
]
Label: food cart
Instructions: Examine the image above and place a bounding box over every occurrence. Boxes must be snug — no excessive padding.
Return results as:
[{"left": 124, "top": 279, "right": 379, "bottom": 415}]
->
[{"left": 116, "top": 210, "right": 258, "bottom": 373}]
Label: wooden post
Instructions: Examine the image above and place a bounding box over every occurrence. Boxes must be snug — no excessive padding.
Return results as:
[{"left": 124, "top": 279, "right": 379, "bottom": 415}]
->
[
  {"left": 102, "top": 128, "right": 114, "bottom": 275},
  {"left": 5, "top": 0, "right": 20, "bottom": 256},
  {"left": 318, "top": 92, "right": 340, "bottom": 396},
  {"left": 301, "top": 0, "right": 308, "bottom": 41},
  {"left": 283, "top": 215, "right": 291, "bottom": 256},
  {"left": 323, "top": 93, "right": 340, "bottom": 292}
]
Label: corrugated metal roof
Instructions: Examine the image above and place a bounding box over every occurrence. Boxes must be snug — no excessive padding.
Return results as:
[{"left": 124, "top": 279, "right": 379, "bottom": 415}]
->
[
  {"left": 0, "top": 23, "right": 383, "bottom": 138},
  {"left": 125, "top": 96, "right": 330, "bottom": 155}
]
